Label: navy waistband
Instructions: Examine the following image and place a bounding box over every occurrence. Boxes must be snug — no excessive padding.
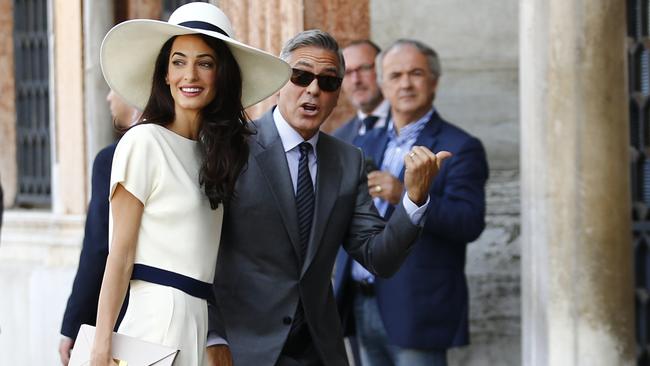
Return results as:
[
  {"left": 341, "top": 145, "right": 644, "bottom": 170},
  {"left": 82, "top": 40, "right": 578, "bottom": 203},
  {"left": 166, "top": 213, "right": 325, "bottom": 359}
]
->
[{"left": 131, "top": 264, "right": 215, "bottom": 304}]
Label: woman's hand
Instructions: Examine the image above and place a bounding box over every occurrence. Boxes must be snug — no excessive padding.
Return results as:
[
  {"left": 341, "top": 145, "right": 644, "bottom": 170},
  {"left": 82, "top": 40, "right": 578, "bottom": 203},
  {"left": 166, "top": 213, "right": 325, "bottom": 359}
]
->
[{"left": 90, "top": 347, "right": 117, "bottom": 366}]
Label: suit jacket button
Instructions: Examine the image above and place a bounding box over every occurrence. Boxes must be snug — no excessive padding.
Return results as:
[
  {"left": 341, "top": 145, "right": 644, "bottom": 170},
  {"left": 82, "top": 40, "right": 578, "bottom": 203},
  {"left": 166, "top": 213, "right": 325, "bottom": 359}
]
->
[{"left": 283, "top": 316, "right": 292, "bottom": 325}]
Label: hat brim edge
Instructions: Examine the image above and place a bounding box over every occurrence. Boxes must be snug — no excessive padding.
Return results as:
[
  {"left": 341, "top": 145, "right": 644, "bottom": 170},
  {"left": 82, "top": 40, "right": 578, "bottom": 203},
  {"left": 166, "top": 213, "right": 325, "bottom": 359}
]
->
[{"left": 100, "top": 19, "right": 290, "bottom": 110}]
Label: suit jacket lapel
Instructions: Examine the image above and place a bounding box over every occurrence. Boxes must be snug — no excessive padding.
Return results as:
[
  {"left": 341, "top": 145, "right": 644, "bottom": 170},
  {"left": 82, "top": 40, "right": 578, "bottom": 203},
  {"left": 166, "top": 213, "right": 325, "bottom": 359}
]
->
[
  {"left": 252, "top": 110, "right": 302, "bottom": 262},
  {"left": 302, "top": 133, "right": 342, "bottom": 276}
]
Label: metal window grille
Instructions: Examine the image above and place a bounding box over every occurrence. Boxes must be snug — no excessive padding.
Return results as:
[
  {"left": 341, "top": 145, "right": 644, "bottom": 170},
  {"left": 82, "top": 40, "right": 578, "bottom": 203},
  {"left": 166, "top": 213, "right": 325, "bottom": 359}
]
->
[
  {"left": 629, "top": 0, "right": 650, "bottom": 364},
  {"left": 162, "top": 0, "right": 209, "bottom": 21},
  {"left": 13, "top": 0, "right": 51, "bottom": 207}
]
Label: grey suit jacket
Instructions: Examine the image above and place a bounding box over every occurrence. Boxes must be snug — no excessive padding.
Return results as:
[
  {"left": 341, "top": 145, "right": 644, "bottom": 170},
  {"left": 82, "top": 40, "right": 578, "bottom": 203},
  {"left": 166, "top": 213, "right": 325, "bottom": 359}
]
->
[{"left": 211, "top": 108, "right": 420, "bottom": 366}]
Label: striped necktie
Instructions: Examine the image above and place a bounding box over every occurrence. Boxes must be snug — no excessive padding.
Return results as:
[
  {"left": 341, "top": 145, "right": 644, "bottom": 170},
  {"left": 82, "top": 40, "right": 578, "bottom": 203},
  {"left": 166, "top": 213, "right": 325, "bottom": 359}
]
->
[
  {"left": 295, "top": 142, "right": 314, "bottom": 263},
  {"left": 286, "top": 142, "right": 315, "bottom": 344}
]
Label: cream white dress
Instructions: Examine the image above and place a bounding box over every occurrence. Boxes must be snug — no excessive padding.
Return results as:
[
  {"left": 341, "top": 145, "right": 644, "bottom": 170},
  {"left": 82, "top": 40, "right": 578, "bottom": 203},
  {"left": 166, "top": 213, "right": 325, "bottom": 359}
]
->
[{"left": 109, "top": 123, "right": 223, "bottom": 366}]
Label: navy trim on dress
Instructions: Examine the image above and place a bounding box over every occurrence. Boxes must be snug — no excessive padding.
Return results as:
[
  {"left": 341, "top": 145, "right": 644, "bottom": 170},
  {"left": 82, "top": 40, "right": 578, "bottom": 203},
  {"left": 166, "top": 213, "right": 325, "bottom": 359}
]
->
[
  {"left": 131, "top": 263, "right": 215, "bottom": 304},
  {"left": 178, "top": 21, "right": 229, "bottom": 37}
]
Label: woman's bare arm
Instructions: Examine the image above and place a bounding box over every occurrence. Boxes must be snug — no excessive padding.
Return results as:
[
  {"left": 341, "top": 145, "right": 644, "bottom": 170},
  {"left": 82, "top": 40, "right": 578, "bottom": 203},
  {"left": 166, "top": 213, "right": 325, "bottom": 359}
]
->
[{"left": 91, "top": 184, "right": 143, "bottom": 365}]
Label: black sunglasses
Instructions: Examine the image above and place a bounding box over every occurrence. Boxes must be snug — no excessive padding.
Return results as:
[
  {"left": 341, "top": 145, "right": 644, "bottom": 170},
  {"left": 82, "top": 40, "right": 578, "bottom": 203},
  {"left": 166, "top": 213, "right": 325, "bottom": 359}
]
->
[{"left": 290, "top": 68, "right": 342, "bottom": 92}]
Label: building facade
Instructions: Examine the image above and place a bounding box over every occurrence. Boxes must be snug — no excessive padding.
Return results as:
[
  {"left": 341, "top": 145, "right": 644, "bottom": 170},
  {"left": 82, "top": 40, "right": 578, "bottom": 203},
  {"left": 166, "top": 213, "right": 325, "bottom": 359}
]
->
[{"left": 0, "top": 0, "right": 635, "bottom": 365}]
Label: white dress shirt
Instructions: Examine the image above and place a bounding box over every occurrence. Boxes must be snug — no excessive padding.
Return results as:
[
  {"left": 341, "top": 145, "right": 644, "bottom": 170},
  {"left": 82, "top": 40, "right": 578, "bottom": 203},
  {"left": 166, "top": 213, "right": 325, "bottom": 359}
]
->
[{"left": 273, "top": 108, "right": 318, "bottom": 193}]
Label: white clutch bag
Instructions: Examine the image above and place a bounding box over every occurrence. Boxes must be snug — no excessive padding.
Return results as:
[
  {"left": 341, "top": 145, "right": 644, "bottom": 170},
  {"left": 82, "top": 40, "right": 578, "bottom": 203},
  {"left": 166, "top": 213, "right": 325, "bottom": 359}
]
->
[{"left": 69, "top": 324, "right": 179, "bottom": 366}]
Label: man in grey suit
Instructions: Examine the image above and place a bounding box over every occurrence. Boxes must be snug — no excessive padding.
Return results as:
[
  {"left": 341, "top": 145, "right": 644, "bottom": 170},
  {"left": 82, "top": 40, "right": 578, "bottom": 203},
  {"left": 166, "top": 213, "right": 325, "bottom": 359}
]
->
[
  {"left": 335, "top": 40, "right": 389, "bottom": 144},
  {"left": 207, "top": 30, "right": 450, "bottom": 366}
]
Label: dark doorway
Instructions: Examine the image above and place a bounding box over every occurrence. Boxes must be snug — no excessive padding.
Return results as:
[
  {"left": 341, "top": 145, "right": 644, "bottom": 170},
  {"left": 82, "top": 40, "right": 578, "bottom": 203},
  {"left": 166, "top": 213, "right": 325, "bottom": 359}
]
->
[{"left": 13, "top": 0, "right": 51, "bottom": 207}]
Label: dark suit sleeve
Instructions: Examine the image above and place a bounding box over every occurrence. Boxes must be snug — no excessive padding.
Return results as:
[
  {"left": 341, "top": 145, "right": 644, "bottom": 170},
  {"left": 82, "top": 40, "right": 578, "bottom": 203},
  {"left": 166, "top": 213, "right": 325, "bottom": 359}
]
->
[
  {"left": 423, "top": 137, "right": 488, "bottom": 243},
  {"left": 60, "top": 145, "right": 114, "bottom": 339},
  {"left": 207, "top": 301, "right": 228, "bottom": 341},
  {"left": 342, "top": 148, "right": 421, "bottom": 278}
]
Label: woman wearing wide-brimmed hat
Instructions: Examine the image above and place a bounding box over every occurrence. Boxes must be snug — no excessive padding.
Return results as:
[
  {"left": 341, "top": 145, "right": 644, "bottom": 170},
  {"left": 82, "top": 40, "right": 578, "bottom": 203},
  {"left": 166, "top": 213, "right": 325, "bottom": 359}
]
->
[{"left": 90, "top": 3, "right": 289, "bottom": 365}]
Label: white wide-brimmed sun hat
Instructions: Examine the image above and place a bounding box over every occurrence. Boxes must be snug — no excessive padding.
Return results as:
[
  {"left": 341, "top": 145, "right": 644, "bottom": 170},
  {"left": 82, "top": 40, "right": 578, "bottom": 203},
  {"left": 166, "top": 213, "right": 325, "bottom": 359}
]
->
[{"left": 100, "top": 2, "right": 290, "bottom": 110}]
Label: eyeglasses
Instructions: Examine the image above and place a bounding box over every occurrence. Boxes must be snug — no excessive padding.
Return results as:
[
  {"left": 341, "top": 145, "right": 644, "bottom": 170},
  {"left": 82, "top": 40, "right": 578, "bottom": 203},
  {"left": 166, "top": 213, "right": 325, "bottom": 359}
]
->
[
  {"left": 290, "top": 68, "right": 343, "bottom": 92},
  {"left": 344, "top": 63, "right": 375, "bottom": 77}
]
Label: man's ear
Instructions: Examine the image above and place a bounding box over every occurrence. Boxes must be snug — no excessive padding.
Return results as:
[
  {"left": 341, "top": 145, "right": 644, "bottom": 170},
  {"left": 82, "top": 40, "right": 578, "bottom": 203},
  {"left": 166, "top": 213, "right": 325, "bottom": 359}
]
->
[{"left": 431, "top": 76, "right": 439, "bottom": 92}]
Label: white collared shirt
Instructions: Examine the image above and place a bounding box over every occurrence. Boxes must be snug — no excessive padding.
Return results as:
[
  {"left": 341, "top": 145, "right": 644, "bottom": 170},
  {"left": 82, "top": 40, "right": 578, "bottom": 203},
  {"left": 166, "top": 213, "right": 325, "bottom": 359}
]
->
[{"left": 273, "top": 108, "right": 318, "bottom": 193}]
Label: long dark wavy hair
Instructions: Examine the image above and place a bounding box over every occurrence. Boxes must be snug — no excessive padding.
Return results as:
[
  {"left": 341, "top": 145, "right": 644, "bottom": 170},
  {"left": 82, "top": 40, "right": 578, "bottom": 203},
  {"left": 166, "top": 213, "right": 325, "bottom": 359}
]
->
[{"left": 139, "top": 34, "right": 252, "bottom": 209}]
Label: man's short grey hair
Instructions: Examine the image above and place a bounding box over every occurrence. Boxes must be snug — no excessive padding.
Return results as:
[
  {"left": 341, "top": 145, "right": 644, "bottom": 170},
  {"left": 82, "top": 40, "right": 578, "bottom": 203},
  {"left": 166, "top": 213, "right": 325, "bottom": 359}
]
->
[
  {"left": 376, "top": 39, "right": 441, "bottom": 83},
  {"left": 279, "top": 29, "right": 346, "bottom": 78}
]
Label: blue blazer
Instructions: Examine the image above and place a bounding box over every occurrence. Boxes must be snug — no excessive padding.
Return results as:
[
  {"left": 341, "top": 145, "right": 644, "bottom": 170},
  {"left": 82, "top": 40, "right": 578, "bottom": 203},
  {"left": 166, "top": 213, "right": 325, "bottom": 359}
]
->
[
  {"left": 333, "top": 116, "right": 362, "bottom": 144},
  {"left": 333, "top": 113, "right": 390, "bottom": 145},
  {"left": 334, "top": 111, "right": 489, "bottom": 349},
  {"left": 60, "top": 143, "right": 126, "bottom": 339}
]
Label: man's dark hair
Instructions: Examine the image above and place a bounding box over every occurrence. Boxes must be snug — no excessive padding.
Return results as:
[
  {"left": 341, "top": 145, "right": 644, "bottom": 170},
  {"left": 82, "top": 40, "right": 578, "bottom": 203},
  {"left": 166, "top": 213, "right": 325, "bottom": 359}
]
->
[{"left": 280, "top": 29, "right": 345, "bottom": 77}]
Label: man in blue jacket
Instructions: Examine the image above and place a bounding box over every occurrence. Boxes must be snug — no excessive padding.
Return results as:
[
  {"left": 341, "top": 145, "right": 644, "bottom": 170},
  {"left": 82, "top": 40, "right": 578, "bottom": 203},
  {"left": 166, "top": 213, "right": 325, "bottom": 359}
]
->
[
  {"left": 334, "top": 39, "right": 489, "bottom": 366},
  {"left": 58, "top": 91, "right": 138, "bottom": 365}
]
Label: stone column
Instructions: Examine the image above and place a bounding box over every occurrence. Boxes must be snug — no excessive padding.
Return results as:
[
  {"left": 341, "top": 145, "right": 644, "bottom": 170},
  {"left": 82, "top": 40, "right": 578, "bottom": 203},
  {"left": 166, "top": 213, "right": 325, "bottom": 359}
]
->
[
  {"left": 0, "top": 0, "right": 17, "bottom": 208},
  {"left": 83, "top": 0, "right": 115, "bottom": 194},
  {"left": 52, "top": 0, "right": 87, "bottom": 214},
  {"left": 218, "top": 0, "right": 370, "bottom": 127},
  {"left": 520, "top": 1, "right": 634, "bottom": 365}
]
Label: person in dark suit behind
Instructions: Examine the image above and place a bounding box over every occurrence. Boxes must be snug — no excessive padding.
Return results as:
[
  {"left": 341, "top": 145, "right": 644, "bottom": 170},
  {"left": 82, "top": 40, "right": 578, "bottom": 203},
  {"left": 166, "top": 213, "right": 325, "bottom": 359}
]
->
[
  {"left": 58, "top": 90, "right": 139, "bottom": 365},
  {"left": 334, "top": 39, "right": 489, "bottom": 366},
  {"left": 334, "top": 40, "right": 389, "bottom": 144},
  {"left": 206, "top": 30, "right": 451, "bottom": 366}
]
